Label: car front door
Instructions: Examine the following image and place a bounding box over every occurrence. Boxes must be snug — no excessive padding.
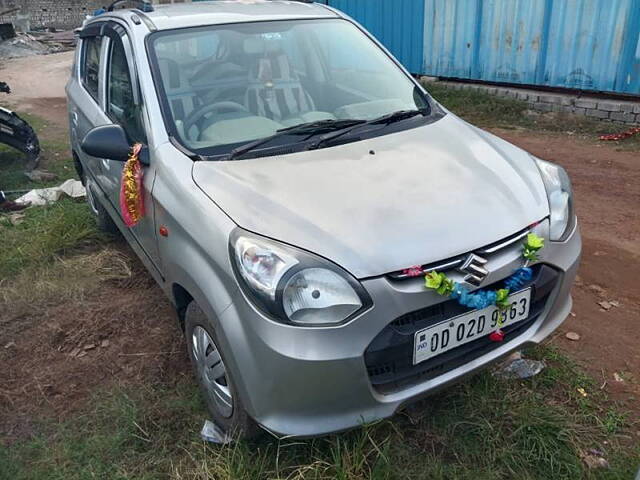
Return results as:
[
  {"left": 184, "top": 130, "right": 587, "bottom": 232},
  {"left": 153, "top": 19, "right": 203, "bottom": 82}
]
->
[{"left": 94, "top": 23, "right": 163, "bottom": 276}]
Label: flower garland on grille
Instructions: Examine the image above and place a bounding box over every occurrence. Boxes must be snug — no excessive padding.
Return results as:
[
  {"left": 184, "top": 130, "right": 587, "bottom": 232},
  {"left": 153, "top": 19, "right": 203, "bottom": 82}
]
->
[{"left": 407, "top": 233, "right": 545, "bottom": 342}]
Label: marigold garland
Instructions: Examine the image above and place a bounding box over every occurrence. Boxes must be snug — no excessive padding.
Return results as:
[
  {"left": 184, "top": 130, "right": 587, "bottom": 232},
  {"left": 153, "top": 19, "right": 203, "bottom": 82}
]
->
[
  {"left": 119, "top": 143, "right": 144, "bottom": 227},
  {"left": 423, "top": 233, "right": 545, "bottom": 342}
]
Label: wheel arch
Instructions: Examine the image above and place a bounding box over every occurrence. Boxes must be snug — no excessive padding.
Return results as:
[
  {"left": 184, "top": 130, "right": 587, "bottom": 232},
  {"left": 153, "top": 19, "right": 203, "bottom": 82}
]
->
[
  {"left": 167, "top": 262, "right": 237, "bottom": 333},
  {"left": 72, "top": 150, "right": 85, "bottom": 185},
  {"left": 172, "top": 282, "right": 193, "bottom": 330}
]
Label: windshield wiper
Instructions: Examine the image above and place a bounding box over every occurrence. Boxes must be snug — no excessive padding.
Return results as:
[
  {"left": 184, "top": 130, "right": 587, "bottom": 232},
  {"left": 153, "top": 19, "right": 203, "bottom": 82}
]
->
[
  {"left": 308, "top": 108, "right": 429, "bottom": 151},
  {"left": 225, "top": 119, "right": 366, "bottom": 160},
  {"left": 369, "top": 107, "right": 430, "bottom": 125}
]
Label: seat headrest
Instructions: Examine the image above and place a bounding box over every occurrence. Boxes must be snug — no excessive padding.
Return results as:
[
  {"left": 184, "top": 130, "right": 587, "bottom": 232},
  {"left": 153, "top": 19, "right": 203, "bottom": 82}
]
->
[{"left": 243, "top": 36, "right": 282, "bottom": 56}]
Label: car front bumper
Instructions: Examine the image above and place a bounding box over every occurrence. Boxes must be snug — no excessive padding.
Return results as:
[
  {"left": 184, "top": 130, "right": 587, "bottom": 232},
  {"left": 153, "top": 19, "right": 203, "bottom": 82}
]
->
[{"left": 216, "top": 221, "right": 581, "bottom": 437}]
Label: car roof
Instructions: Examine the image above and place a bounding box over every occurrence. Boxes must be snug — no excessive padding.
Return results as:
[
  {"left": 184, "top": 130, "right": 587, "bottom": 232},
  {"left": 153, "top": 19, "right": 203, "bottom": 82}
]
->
[{"left": 104, "top": 1, "right": 341, "bottom": 31}]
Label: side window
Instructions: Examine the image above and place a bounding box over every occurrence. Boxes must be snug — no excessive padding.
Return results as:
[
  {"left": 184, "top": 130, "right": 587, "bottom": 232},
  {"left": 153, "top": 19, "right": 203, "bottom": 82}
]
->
[
  {"left": 107, "top": 37, "right": 145, "bottom": 143},
  {"left": 81, "top": 36, "right": 102, "bottom": 100}
]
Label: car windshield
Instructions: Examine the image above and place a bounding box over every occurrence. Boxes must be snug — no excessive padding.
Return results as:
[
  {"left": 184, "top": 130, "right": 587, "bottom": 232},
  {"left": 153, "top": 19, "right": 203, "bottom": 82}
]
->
[{"left": 148, "top": 19, "right": 431, "bottom": 157}]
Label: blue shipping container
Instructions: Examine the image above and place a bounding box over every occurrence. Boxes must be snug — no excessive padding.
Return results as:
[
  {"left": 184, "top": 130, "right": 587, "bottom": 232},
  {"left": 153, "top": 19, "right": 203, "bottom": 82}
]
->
[
  {"left": 327, "top": 0, "right": 426, "bottom": 74},
  {"left": 325, "top": 0, "right": 640, "bottom": 95}
]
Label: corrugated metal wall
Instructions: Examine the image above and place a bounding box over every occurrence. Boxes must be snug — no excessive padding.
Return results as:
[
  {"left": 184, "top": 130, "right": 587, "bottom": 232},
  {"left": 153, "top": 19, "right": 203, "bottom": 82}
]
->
[
  {"left": 543, "top": 0, "right": 638, "bottom": 93},
  {"left": 325, "top": 0, "right": 640, "bottom": 95},
  {"left": 324, "top": 0, "right": 426, "bottom": 74}
]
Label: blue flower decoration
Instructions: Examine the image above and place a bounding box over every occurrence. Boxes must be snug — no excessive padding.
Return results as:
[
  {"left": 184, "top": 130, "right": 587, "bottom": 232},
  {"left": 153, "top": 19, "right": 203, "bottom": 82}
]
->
[
  {"left": 448, "top": 268, "right": 532, "bottom": 310},
  {"left": 504, "top": 267, "right": 533, "bottom": 291},
  {"left": 451, "top": 283, "right": 498, "bottom": 310}
]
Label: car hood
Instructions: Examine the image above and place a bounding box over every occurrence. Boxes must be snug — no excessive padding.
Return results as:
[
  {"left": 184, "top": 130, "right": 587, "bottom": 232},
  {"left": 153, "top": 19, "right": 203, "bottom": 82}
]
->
[{"left": 192, "top": 114, "right": 549, "bottom": 279}]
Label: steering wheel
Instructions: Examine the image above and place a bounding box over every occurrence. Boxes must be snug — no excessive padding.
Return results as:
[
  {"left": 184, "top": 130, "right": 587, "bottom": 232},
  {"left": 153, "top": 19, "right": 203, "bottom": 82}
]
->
[{"left": 183, "top": 101, "right": 250, "bottom": 140}]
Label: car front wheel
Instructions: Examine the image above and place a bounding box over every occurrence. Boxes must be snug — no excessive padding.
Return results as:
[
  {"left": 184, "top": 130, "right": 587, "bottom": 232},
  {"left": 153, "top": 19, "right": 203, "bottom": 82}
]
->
[{"left": 184, "top": 301, "right": 259, "bottom": 440}]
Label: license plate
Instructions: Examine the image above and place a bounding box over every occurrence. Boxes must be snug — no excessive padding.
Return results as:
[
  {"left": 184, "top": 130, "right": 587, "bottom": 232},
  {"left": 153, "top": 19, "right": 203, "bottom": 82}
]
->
[{"left": 413, "top": 289, "right": 531, "bottom": 365}]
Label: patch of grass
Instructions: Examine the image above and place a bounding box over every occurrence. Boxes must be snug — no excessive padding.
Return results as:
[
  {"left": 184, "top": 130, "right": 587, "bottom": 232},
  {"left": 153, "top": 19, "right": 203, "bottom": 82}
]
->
[
  {"left": 425, "top": 82, "right": 530, "bottom": 129},
  {"left": 424, "top": 81, "right": 640, "bottom": 151},
  {"left": 2, "top": 346, "right": 638, "bottom": 480},
  {"left": 0, "top": 141, "right": 73, "bottom": 193},
  {"left": 0, "top": 248, "right": 131, "bottom": 324},
  {"left": 0, "top": 108, "right": 75, "bottom": 193},
  {"left": 0, "top": 110, "right": 105, "bottom": 278},
  {"left": 0, "top": 197, "right": 104, "bottom": 278},
  {"left": 601, "top": 409, "right": 627, "bottom": 435}
]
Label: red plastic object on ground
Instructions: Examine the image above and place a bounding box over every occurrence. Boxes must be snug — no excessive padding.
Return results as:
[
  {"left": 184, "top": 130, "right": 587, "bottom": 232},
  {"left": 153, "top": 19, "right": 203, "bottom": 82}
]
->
[{"left": 599, "top": 127, "right": 640, "bottom": 141}]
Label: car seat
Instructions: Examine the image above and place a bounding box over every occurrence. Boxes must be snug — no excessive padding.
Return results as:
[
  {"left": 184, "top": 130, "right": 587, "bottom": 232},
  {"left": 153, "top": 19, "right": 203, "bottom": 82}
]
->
[{"left": 243, "top": 37, "right": 334, "bottom": 127}]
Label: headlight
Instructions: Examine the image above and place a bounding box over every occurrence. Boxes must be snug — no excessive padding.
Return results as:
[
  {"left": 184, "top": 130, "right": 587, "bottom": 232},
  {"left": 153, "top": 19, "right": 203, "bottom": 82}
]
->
[
  {"left": 233, "top": 235, "right": 298, "bottom": 300},
  {"left": 534, "top": 157, "right": 575, "bottom": 241},
  {"left": 230, "top": 230, "right": 370, "bottom": 326}
]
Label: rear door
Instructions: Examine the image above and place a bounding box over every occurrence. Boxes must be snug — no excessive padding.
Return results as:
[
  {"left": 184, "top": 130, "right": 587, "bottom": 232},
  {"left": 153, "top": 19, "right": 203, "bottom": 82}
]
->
[{"left": 68, "top": 24, "right": 106, "bottom": 182}]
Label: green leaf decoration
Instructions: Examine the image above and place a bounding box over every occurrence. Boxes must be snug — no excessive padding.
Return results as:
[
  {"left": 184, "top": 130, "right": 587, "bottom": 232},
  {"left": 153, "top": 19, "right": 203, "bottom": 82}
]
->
[
  {"left": 425, "top": 271, "right": 444, "bottom": 290},
  {"left": 438, "top": 277, "right": 455, "bottom": 296},
  {"left": 425, "top": 271, "right": 455, "bottom": 296},
  {"left": 522, "top": 233, "right": 544, "bottom": 263},
  {"left": 524, "top": 233, "right": 545, "bottom": 251},
  {"left": 523, "top": 248, "right": 539, "bottom": 262},
  {"left": 495, "top": 288, "right": 511, "bottom": 310}
]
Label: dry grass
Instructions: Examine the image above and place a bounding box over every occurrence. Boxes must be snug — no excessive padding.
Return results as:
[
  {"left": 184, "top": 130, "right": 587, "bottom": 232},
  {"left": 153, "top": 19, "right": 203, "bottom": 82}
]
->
[{"left": 0, "top": 248, "right": 133, "bottom": 323}]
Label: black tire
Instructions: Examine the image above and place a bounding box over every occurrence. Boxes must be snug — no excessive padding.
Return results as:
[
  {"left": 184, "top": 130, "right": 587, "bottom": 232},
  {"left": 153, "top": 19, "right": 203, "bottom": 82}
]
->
[
  {"left": 87, "top": 185, "right": 119, "bottom": 235},
  {"left": 185, "top": 301, "right": 260, "bottom": 439}
]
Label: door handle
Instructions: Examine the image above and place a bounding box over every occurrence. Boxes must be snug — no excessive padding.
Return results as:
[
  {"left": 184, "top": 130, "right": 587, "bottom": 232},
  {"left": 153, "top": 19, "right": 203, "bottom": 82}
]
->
[{"left": 71, "top": 111, "right": 79, "bottom": 126}]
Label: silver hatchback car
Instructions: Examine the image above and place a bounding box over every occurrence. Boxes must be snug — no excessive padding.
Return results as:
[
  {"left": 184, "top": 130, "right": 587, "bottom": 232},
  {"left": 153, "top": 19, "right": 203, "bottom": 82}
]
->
[{"left": 67, "top": 0, "right": 581, "bottom": 438}]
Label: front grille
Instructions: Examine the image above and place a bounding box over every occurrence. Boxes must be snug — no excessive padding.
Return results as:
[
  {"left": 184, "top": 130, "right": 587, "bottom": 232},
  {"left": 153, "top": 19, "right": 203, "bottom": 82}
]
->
[
  {"left": 364, "top": 264, "right": 560, "bottom": 394},
  {"left": 387, "top": 225, "right": 535, "bottom": 280}
]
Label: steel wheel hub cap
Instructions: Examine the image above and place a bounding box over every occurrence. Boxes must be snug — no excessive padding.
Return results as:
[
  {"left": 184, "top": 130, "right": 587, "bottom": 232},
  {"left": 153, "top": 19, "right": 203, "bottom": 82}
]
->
[{"left": 191, "top": 326, "right": 233, "bottom": 418}]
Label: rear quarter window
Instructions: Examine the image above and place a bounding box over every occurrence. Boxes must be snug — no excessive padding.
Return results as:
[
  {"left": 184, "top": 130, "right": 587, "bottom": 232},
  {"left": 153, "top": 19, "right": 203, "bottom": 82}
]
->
[{"left": 81, "top": 36, "right": 102, "bottom": 100}]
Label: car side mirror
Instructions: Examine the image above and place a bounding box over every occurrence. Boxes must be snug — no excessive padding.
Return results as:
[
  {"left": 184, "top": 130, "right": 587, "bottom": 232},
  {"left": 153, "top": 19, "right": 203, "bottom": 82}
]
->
[{"left": 81, "top": 124, "right": 131, "bottom": 162}]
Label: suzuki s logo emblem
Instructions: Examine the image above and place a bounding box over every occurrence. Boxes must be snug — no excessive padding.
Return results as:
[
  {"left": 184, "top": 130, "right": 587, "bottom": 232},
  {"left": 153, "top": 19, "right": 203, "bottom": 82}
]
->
[{"left": 458, "top": 253, "right": 489, "bottom": 287}]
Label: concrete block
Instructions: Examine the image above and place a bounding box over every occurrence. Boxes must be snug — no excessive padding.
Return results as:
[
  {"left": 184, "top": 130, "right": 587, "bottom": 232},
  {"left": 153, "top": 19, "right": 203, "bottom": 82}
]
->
[
  {"left": 516, "top": 92, "right": 529, "bottom": 101},
  {"left": 576, "top": 99, "right": 598, "bottom": 109},
  {"left": 598, "top": 101, "right": 621, "bottom": 112},
  {"left": 573, "top": 107, "right": 586, "bottom": 115},
  {"left": 610, "top": 111, "right": 636, "bottom": 123},
  {"left": 539, "top": 94, "right": 562, "bottom": 104},
  {"left": 633, "top": 104, "right": 640, "bottom": 114},
  {"left": 534, "top": 103, "right": 553, "bottom": 112},
  {"left": 619, "top": 103, "right": 636, "bottom": 113},
  {"left": 586, "top": 108, "right": 609, "bottom": 119}
]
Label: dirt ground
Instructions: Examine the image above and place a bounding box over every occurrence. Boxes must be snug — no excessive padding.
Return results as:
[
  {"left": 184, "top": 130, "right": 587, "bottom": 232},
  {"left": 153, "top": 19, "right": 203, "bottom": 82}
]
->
[
  {"left": 496, "top": 129, "right": 640, "bottom": 413},
  {"left": 1, "top": 52, "right": 638, "bottom": 443}
]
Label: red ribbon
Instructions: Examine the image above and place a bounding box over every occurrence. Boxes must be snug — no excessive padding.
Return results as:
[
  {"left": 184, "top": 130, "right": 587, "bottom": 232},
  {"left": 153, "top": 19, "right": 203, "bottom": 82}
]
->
[{"left": 402, "top": 265, "right": 424, "bottom": 277}]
